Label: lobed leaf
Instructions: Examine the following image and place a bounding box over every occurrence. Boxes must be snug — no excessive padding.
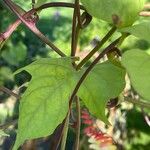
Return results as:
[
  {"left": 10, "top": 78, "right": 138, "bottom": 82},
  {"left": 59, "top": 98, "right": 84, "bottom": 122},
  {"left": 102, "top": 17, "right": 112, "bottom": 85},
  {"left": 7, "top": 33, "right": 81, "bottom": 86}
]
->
[
  {"left": 13, "top": 58, "right": 125, "bottom": 149},
  {"left": 13, "top": 58, "right": 79, "bottom": 150}
]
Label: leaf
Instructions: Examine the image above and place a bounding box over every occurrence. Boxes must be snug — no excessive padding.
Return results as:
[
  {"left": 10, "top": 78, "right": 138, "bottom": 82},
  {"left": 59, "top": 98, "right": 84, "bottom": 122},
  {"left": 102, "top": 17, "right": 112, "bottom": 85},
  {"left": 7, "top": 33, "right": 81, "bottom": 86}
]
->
[
  {"left": 0, "top": 130, "right": 9, "bottom": 137},
  {"left": 78, "top": 61, "right": 125, "bottom": 124},
  {"left": 13, "top": 58, "right": 125, "bottom": 149},
  {"left": 122, "top": 49, "right": 150, "bottom": 101},
  {"left": 81, "top": 0, "right": 145, "bottom": 28},
  {"left": 120, "top": 21, "right": 150, "bottom": 42},
  {"left": 13, "top": 58, "right": 79, "bottom": 150}
]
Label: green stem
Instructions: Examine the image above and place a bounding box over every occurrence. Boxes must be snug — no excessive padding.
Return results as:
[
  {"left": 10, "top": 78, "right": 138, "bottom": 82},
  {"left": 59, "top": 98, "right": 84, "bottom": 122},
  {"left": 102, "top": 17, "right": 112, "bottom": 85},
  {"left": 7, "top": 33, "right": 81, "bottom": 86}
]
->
[
  {"left": 69, "top": 37, "right": 121, "bottom": 110},
  {"left": 71, "top": 0, "right": 78, "bottom": 57},
  {"left": 74, "top": 97, "right": 81, "bottom": 150},
  {"left": 124, "top": 98, "right": 150, "bottom": 109},
  {"left": 76, "top": 26, "right": 117, "bottom": 70},
  {"left": 117, "top": 33, "right": 129, "bottom": 47},
  {"left": 60, "top": 112, "right": 70, "bottom": 150}
]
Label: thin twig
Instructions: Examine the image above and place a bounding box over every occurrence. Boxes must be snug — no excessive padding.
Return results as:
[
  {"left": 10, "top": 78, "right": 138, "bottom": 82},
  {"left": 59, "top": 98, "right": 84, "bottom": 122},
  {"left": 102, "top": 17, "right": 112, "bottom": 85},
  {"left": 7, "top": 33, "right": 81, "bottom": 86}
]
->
[
  {"left": 0, "top": 86, "right": 20, "bottom": 99},
  {"left": 71, "top": 0, "right": 78, "bottom": 57},
  {"left": 69, "top": 37, "right": 121, "bottom": 109},
  {"left": 141, "top": 108, "right": 150, "bottom": 127},
  {"left": 75, "top": 0, "right": 83, "bottom": 29},
  {"left": 76, "top": 26, "right": 117, "bottom": 70},
  {"left": 36, "top": 2, "right": 85, "bottom": 12},
  {"left": 32, "top": 0, "right": 35, "bottom": 9},
  {"left": 0, "top": 9, "right": 34, "bottom": 49},
  {"left": 74, "top": 96, "right": 81, "bottom": 150},
  {"left": 50, "top": 122, "right": 65, "bottom": 150},
  {"left": 60, "top": 112, "right": 70, "bottom": 150},
  {"left": 0, "top": 119, "right": 18, "bottom": 130},
  {"left": 1, "top": 1, "right": 85, "bottom": 51},
  {"left": 4, "top": 0, "right": 66, "bottom": 57},
  {"left": 124, "top": 97, "right": 150, "bottom": 109}
]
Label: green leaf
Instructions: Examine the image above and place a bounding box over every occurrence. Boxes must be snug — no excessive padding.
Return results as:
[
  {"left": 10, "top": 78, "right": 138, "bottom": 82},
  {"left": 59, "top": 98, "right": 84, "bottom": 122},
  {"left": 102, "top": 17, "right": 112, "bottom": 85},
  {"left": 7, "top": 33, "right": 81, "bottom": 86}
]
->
[
  {"left": 78, "top": 61, "right": 125, "bottom": 124},
  {"left": 13, "top": 58, "right": 79, "bottom": 150},
  {"left": 122, "top": 49, "right": 150, "bottom": 101},
  {"left": 81, "top": 0, "right": 145, "bottom": 28},
  {"left": 13, "top": 58, "right": 125, "bottom": 149},
  {"left": 0, "top": 130, "right": 9, "bottom": 137},
  {"left": 120, "top": 21, "right": 150, "bottom": 42}
]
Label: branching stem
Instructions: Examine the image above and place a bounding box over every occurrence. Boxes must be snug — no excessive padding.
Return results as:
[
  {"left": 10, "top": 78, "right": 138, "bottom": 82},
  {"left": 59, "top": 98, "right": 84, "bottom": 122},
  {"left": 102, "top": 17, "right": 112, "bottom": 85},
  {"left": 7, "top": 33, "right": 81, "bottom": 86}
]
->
[
  {"left": 76, "top": 26, "right": 117, "bottom": 70},
  {"left": 4, "top": 0, "right": 66, "bottom": 57}
]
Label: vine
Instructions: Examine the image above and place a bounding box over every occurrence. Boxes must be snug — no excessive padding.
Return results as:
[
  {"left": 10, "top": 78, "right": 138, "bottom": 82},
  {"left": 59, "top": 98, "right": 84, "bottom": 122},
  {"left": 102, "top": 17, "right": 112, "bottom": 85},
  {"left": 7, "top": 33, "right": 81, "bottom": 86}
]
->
[{"left": 0, "top": 0, "right": 150, "bottom": 149}]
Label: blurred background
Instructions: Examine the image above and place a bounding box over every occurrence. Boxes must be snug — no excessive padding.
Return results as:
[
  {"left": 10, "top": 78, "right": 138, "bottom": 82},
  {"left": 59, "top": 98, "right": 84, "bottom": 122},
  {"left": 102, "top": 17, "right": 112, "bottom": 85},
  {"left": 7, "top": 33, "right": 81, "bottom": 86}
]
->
[{"left": 0, "top": 0, "right": 150, "bottom": 149}]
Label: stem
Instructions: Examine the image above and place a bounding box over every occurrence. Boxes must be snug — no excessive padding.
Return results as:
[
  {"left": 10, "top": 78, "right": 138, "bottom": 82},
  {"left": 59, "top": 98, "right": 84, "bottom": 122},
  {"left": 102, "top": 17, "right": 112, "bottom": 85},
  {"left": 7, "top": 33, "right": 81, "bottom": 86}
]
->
[
  {"left": 36, "top": 2, "right": 85, "bottom": 12},
  {"left": 117, "top": 33, "right": 129, "bottom": 47},
  {"left": 4, "top": 0, "right": 66, "bottom": 57},
  {"left": 0, "top": 119, "right": 18, "bottom": 129},
  {"left": 74, "top": 97, "right": 81, "bottom": 150},
  {"left": 32, "top": 0, "right": 35, "bottom": 8},
  {"left": 76, "top": 26, "right": 117, "bottom": 70},
  {"left": 1, "top": 1, "right": 85, "bottom": 53},
  {"left": 124, "top": 98, "right": 150, "bottom": 109},
  {"left": 47, "top": 122, "right": 65, "bottom": 150},
  {"left": 60, "top": 112, "right": 70, "bottom": 150},
  {"left": 69, "top": 37, "right": 121, "bottom": 109},
  {"left": 0, "top": 86, "right": 20, "bottom": 99},
  {"left": 71, "top": 0, "right": 78, "bottom": 57},
  {"left": 141, "top": 108, "right": 150, "bottom": 126},
  {"left": 75, "top": 0, "right": 82, "bottom": 28},
  {"left": 0, "top": 9, "right": 34, "bottom": 50}
]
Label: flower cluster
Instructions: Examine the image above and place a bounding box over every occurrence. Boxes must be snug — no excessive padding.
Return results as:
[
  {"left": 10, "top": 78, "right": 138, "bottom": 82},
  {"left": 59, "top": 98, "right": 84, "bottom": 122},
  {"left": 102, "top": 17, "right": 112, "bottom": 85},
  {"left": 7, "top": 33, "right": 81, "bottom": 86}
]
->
[{"left": 81, "top": 109, "right": 113, "bottom": 148}]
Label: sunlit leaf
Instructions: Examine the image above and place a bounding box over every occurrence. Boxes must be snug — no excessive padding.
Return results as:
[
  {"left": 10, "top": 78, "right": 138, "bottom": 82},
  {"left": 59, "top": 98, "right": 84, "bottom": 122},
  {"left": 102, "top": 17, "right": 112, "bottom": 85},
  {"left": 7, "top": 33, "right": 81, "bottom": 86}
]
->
[
  {"left": 120, "top": 21, "right": 150, "bottom": 42},
  {"left": 13, "top": 57, "right": 79, "bottom": 150},
  {"left": 78, "top": 61, "right": 125, "bottom": 124},
  {"left": 122, "top": 49, "right": 150, "bottom": 101},
  {"left": 13, "top": 58, "right": 125, "bottom": 149},
  {"left": 81, "top": 0, "right": 145, "bottom": 28}
]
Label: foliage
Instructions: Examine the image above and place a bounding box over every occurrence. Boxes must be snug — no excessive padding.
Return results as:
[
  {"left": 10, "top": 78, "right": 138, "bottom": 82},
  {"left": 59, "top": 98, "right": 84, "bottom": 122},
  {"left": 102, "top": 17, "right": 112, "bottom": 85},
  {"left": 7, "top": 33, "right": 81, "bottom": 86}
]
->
[
  {"left": 81, "top": 0, "right": 145, "bottom": 28},
  {"left": 0, "top": 0, "right": 150, "bottom": 150},
  {"left": 122, "top": 49, "right": 150, "bottom": 101}
]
